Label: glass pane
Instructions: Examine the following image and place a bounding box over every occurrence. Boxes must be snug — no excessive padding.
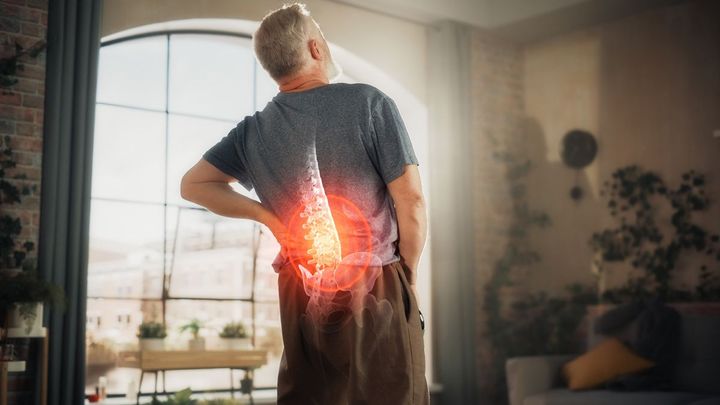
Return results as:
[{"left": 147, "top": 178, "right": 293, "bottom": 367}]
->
[
  {"left": 166, "top": 206, "right": 258, "bottom": 299},
  {"left": 169, "top": 34, "right": 254, "bottom": 121},
  {"left": 85, "top": 298, "right": 163, "bottom": 395},
  {"left": 96, "top": 35, "right": 167, "bottom": 110},
  {"left": 255, "top": 224, "right": 281, "bottom": 302},
  {"left": 252, "top": 301, "right": 283, "bottom": 387},
  {"left": 92, "top": 104, "right": 166, "bottom": 203},
  {"left": 166, "top": 114, "right": 249, "bottom": 207},
  {"left": 88, "top": 199, "right": 165, "bottom": 299}
]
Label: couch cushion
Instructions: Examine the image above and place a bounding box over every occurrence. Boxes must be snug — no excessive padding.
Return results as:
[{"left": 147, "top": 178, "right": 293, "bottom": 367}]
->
[
  {"left": 562, "top": 337, "right": 654, "bottom": 390},
  {"left": 673, "top": 315, "right": 720, "bottom": 394},
  {"left": 524, "top": 389, "right": 716, "bottom": 405}
]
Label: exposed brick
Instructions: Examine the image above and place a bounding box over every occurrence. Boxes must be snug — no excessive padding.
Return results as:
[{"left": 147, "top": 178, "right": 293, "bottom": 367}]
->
[
  {"left": 0, "top": 90, "right": 21, "bottom": 105},
  {"left": 470, "top": 28, "right": 526, "bottom": 403},
  {"left": 21, "top": 93, "right": 42, "bottom": 108},
  {"left": 1, "top": 0, "right": 48, "bottom": 399},
  {"left": 13, "top": 77, "right": 43, "bottom": 94},
  {"left": 9, "top": 134, "right": 42, "bottom": 151},
  {"left": 12, "top": 150, "right": 41, "bottom": 166},
  {"left": 7, "top": 164, "right": 41, "bottom": 180},
  {"left": 18, "top": 196, "right": 39, "bottom": 209},
  {"left": 20, "top": 21, "right": 42, "bottom": 36},
  {"left": 14, "top": 35, "right": 41, "bottom": 50},
  {"left": 0, "top": 105, "right": 33, "bottom": 121},
  {"left": 20, "top": 7, "right": 42, "bottom": 24},
  {"left": 26, "top": 0, "right": 46, "bottom": 10},
  {"left": 0, "top": 16, "right": 21, "bottom": 33},
  {"left": 16, "top": 63, "right": 45, "bottom": 80},
  {"left": 0, "top": 3, "right": 22, "bottom": 18},
  {"left": 15, "top": 121, "right": 41, "bottom": 137},
  {"left": 0, "top": 118, "right": 15, "bottom": 133}
]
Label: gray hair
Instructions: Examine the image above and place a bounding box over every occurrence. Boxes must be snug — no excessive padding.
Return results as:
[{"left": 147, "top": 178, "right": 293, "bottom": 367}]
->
[{"left": 253, "top": 2, "right": 320, "bottom": 81}]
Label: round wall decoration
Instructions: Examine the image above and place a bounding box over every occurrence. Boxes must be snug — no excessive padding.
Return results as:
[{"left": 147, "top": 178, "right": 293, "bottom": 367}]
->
[
  {"left": 561, "top": 129, "right": 598, "bottom": 201},
  {"left": 561, "top": 129, "right": 598, "bottom": 169}
]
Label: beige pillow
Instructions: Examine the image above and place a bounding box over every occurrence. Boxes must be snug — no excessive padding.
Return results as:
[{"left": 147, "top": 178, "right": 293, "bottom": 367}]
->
[{"left": 562, "top": 337, "right": 655, "bottom": 390}]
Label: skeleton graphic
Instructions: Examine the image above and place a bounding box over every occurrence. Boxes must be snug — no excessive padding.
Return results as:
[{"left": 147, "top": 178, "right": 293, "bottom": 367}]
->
[{"left": 294, "top": 146, "right": 393, "bottom": 335}]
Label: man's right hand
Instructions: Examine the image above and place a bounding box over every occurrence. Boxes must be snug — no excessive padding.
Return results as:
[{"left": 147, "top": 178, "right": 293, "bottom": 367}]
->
[{"left": 262, "top": 212, "right": 305, "bottom": 258}]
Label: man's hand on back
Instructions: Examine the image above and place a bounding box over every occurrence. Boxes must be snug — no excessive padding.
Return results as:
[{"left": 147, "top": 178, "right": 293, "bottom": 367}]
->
[{"left": 181, "top": 159, "right": 309, "bottom": 258}]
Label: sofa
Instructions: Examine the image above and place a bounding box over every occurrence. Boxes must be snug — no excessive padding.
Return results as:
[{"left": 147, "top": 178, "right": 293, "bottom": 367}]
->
[{"left": 505, "top": 305, "right": 720, "bottom": 405}]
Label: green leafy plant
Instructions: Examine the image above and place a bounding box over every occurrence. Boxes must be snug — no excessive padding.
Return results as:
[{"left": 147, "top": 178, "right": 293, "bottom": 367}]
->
[
  {"left": 150, "top": 387, "right": 196, "bottom": 405},
  {"left": 590, "top": 165, "right": 720, "bottom": 300},
  {"left": 219, "top": 321, "right": 248, "bottom": 338},
  {"left": 136, "top": 321, "right": 167, "bottom": 339},
  {"left": 199, "top": 399, "right": 243, "bottom": 405},
  {"left": 179, "top": 318, "right": 204, "bottom": 339},
  {"left": 0, "top": 135, "right": 39, "bottom": 271},
  {"left": 482, "top": 150, "right": 570, "bottom": 404},
  {"left": 0, "top": 37, "right": 46, "bottom": 88},
  {"left": 0, "top": 266, "right": 67, "bottom": 332}
]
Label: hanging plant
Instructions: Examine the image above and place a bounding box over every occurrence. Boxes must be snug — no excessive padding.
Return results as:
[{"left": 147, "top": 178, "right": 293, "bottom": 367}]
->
[
  {"left": 0, "top": 135, "right": 66, "bottom": 330},
  {"left": 590, "top": 165, "right": 720, "bottom": 300},
  {"left": 0, "top": 37, "right": 47, "bottom": 89},
  {"left": 0, "top": 135, "right": 38, "bottom": 271}
]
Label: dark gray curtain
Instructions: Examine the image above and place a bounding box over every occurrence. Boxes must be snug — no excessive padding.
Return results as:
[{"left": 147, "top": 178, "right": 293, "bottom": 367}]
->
[{"left": 36, "top": 0, "right": 103, "bottom": 403}]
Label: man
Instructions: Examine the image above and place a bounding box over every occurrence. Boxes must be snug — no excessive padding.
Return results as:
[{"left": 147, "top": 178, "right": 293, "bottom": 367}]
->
[{"left": 180, "top": 2, "right": 429, "bottom": 404}]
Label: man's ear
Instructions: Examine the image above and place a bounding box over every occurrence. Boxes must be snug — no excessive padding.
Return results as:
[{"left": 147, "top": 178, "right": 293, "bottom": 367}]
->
[{"left": 308, "top": 38, "right": 322, "bottom": 61}]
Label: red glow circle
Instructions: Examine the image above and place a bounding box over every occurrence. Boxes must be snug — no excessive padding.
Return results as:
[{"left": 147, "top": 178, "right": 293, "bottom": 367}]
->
[{"left": 285, "top": 194, "right": 373, "bottom": 292}]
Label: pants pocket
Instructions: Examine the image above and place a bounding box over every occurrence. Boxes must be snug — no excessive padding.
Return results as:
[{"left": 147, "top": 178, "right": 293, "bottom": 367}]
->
[
  {"left": 398, "top": 267, "right": 412, "bottom": 322},
  {"left": 397, "top": 262, "right": 425, "bottom": 334}
]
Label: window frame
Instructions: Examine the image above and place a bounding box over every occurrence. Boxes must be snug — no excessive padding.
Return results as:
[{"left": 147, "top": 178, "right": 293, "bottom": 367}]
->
[{"left": 89, "top": 30, "right": 279, "bottom": 394}]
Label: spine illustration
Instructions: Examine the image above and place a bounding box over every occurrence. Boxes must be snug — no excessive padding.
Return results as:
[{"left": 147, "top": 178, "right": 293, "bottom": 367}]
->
[{"left": 299, "top": 150, "right": 342, "bottom": 273}]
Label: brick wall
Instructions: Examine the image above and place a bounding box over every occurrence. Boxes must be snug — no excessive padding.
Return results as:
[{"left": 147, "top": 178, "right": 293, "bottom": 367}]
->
[
  {"left": 0, "top": 0, "right": 48, "bottom": 403},
  {"left": 469, "top": 29, "right": 525, "bottom": 403}
]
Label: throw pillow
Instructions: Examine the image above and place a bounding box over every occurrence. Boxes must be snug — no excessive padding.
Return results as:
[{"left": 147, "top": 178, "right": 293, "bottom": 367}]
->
[{"left": 563, "top": 336, "right": 655, "bottom": 390}]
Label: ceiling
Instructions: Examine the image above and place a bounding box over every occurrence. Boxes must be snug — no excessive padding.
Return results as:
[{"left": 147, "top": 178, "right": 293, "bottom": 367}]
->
[{"left": 329, "top": 0, "right": 685, "bottom": 42}]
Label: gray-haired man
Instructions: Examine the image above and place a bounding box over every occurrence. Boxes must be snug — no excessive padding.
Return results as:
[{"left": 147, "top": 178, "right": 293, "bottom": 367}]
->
[{"left": 181, "top": 3, "right": 429, "bottom": 404}]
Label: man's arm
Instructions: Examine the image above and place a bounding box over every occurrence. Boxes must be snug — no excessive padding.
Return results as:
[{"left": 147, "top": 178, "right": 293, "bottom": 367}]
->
[
  {"left": 180, "top": 159, "right": 287, "bottom": 246},
  {"left": 387, "top": 163, "right": 427, "bottom": 288}
]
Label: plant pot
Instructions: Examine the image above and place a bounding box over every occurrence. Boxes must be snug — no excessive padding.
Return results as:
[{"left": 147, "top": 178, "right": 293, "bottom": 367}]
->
[
  {"left": 188, "top": 337, "right": 205, "bottom": 351},
  {"left": 220, "top": 337, "right": 251, "bottom": 350},
  {"left": 139, "top": 338, "right": 165, "bottom": 351},
  {"left": 6, "top": 302, "right": 43, "bottom": 335}
]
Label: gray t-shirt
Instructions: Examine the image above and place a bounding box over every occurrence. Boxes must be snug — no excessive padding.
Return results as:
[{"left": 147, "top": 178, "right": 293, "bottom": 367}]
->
[{"left": 201, "top": 82, "right": 418, "bottom": 270}]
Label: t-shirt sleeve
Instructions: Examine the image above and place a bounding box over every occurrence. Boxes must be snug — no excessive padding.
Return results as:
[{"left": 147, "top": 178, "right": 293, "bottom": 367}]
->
[
  {"left": 201, "top": 122, "right": 254, "bottom": 191},
  {"left": 369, "top": 93, "right": 419, "bottom": 184}
]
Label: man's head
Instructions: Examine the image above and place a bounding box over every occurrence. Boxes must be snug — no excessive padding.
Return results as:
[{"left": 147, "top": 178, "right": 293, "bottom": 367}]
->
[{"left": 253, "top": 2, "right": 342, "bottom": 83}]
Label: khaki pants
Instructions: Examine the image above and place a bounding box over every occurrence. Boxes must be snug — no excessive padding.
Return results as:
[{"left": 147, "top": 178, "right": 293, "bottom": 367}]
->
[{"left": 275, "top": 260, "right": 430, "bottom": 405}]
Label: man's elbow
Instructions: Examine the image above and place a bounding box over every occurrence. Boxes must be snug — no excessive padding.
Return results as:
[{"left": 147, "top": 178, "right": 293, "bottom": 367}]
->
[
  {"left": 395, "top": 193, "right": 426, "bottom": 210},
  {"left": 180, "top": 175, "right": 197, "bottom": 202}
]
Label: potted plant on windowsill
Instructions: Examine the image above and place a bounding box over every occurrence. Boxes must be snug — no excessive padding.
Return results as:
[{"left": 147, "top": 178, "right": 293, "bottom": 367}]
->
[
  {"left": 218, "top": 321, "right": 251, "bottom": 350},
  {"left": 179, "top": 318, "right": 205, "bottom": 351},
  {"left": 137, "top": 321, "right": 167, "bottom": 351}
]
